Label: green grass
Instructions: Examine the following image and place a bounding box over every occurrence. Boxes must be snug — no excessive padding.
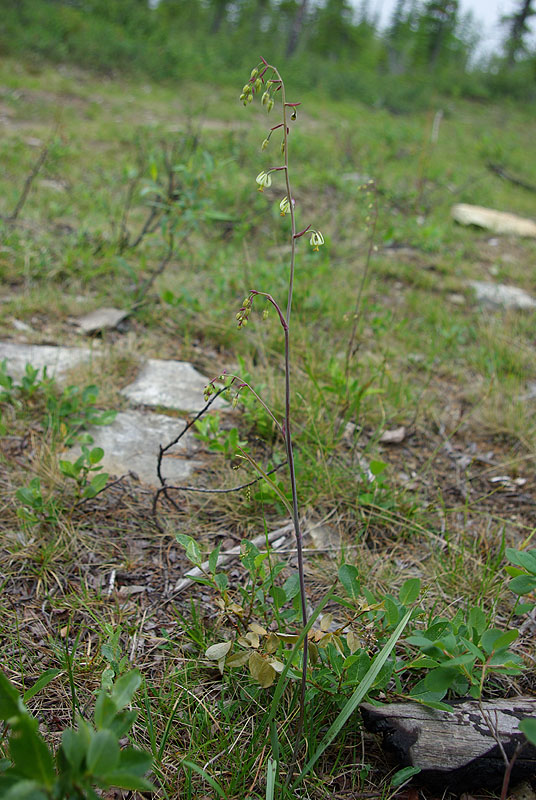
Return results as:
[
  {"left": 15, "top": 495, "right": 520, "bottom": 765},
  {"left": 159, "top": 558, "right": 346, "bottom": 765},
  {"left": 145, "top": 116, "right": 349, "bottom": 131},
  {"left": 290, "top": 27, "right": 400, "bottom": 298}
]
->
[{"left": 1, "top": 56, "right": 536, "bottom": 798}]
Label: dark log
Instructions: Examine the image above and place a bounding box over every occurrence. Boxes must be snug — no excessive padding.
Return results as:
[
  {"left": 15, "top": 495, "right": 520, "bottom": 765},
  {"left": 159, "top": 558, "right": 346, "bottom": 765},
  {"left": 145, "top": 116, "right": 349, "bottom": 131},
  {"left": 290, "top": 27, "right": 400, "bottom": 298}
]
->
[{"left": 360, "top": 697, "right": 536, "bottom": 793}]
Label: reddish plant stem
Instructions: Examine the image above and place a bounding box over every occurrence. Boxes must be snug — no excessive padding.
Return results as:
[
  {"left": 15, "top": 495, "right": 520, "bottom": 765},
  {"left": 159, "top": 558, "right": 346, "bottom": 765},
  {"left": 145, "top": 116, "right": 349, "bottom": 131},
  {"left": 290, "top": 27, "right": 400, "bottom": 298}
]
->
[{"left": 267, "top": 62, "right": 309, "bottom": 771}]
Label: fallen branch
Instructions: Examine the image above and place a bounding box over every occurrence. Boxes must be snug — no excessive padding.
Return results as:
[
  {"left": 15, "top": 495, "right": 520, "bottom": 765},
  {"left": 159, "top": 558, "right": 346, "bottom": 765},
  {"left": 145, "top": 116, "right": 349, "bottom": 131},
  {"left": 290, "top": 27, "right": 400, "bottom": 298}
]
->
[
  {"left": 487, "top": 162, "right": 536, "bottom": 194},
  {"left": 361, "top": 697, "right": 536, "bottom": 792}
]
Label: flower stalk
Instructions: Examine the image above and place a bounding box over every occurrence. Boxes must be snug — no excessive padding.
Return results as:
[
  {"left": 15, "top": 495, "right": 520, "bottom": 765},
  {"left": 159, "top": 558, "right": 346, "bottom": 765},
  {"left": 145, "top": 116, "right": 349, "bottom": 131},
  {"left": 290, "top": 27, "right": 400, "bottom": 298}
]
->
[{"left": 238, "top": 60, "right": 325, "bottom": 766}]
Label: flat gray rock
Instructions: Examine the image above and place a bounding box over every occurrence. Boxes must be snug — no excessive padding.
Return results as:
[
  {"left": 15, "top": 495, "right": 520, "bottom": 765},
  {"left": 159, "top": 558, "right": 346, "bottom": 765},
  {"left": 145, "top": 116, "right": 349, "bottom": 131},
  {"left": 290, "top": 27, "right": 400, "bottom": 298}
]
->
[
  {"left": 67, "top": 409, "right": 202, "bottom": 487},
  {"left": 468, "top": 280, "right": 536, "bottom": 310},
  {"left": 122, "top": 358, "right": 226, "bottom": 412},
  {"left": 0, "top": 341, "right": 95, "bottom": 381},
  {"left": 452, "top": 203, "right": 536, "bottom": 238},
  {"left": 73, "top": 307, "right": 129, "bottom": 334}
]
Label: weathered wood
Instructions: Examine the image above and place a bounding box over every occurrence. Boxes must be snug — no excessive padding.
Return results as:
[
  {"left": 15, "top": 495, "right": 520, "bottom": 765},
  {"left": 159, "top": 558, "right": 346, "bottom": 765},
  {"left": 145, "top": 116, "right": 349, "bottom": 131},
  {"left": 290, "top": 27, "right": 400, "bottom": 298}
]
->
[{"left": 361, "top": 698, "right": 536, "bottom": 792}]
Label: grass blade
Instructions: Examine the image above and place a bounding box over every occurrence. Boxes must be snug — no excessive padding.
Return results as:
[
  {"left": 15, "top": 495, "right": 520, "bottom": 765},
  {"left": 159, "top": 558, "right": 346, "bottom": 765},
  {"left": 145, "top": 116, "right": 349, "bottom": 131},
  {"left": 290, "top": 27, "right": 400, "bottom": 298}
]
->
[
  {"left": 182, "top": 759, "right": 228, "bottom": 800},
  {"left": 265, "top": 757, "right": 277, "bottom": 800},
  {"left": 292, "top": 609, "right": 412, "bottom": 790}
]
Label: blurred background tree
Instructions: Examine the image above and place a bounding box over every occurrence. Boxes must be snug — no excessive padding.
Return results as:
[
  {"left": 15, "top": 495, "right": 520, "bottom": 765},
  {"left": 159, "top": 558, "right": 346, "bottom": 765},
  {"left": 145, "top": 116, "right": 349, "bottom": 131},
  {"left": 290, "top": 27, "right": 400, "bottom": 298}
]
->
[{"left": 1, "top": 0, "right": 534, "bottom": 106}]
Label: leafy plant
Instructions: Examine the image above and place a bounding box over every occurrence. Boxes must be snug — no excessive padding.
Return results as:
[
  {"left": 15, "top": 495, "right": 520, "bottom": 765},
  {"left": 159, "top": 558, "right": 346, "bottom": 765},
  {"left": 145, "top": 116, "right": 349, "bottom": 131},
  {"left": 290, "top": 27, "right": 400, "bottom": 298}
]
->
[
  {"left": 15, "top": 477, "right": 59, "bottom": 527},
  {"left": 505, "top": 547, "right": 536, "bottom": 614},
  {"left": 0, "top": 668, "right": 155, "bottom": 798},
  {"left": 44, "top": 384, "right": 116, "bottom": 447},
  {"left": 59, "top": 444, "right": 109, "bottom": 501},
  {"left": 194, "top": 413, "right": 249, "bottom": 460}
]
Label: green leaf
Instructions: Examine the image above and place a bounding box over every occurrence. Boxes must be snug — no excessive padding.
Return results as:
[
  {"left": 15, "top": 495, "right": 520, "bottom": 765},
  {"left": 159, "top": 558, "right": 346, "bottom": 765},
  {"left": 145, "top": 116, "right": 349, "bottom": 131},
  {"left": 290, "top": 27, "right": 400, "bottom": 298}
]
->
[
  {"left": 118, "top": 748, "right": 153, "bottom": 776},
  {"left": 214, "top": 572, "right": 228, "bottom": 591},
  {"left": 404, "top": 655, "right": 440, "bottom": 670},
  {"left": 59, "top": 460, "right": 78, "bottom": 478},
  {"left": 481, "top": 629, "right": 504, "bottom": 654},
  {"left": 97, "top": 771, "right": 155, "bottom": 791},
  {"left": 369, "top": 459, "right": 387, "bottom": 476},
  {"left": 9, "top": 716, "right": 55, "bottom": 787},
  {"left": 399, "top": 578, "right": 420, "bottom": 605},
  {"left": 282, "top": 573, "right": 300, "bottom": 601},
  {"left": 61, "top": 728, "right": 86, "bottom": 771},
  {"left": 89, "top": 447, "right": 104, "bottom": 464},
  {"left": 84, "top": 472, "right": 108, "bottom": 498},
  {"left": 423, "top": 668, "right": 458, "bottom": 692},
  {"left": 2, "top": 780, "right": 48, "bottom": 800},
  {"left": 95, "top": 410, "right": 117, "bottom": 426},
  {"left": 208, "top": 544, "right": 221, "bottom": 575},
  {"left": 384, "top": 597, "right": 400, "bottom": 626},
  {"left": 86, "top": 730, "right": 120, "bottom": 776},
  {"left": 491, "top": 629, "right": 518, "bottom": 651},
  {"left": 391, "top": 766, "right": 421, "bottom": 787},
  {"left": 519, "top": 718, "right": 536, "bottom": 745},
  {"left": 110, "top": 670, "right": 142, "bottom": 713},
  {"left": 107, "top": 710, "right": 138, "bottom": 740},
  {"left": 94, "top": 691, "right": 117, "bottom": 730},
  {"left": 505, "top": 548, "right": 536, "bottom": 574},
  {"left": 468, "top": 606, "right": 488, "bottom": 635},
  {"left": 0, "top": 672, "right": 25, "bottom": 720},
  {"left": 23, "top": 670, "right": 61, "bottom": 704},
  {"left": 337, "top": 564, "right": 361, "bottom": 600},
  {"left": 185, "top": 539, "right": 202, "bottom": 564},
  {"left": 509, "top": 575, "right": 536, "bottom": 596}
]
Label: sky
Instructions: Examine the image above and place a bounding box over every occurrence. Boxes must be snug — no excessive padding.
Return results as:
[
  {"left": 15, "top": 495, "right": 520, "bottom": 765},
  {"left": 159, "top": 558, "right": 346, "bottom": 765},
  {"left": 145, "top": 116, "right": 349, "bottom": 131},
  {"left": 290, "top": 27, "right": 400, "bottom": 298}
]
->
[{"left": 370, "top": 0, "right": 534, "bottom": 56}]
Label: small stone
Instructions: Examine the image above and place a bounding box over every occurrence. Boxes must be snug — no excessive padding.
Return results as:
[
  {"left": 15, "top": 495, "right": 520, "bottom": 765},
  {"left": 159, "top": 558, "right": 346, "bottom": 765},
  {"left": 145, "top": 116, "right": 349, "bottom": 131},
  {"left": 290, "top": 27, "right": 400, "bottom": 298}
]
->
[
  {"left": 66, "top": 409, "right": 203, "bottom": 488},
  {"left": 11, "top": 319, "right": 34, "bottom": 332},
  {"left": 468, "top": 280, "right": 536, "bottom": 310},
  {"left": 452, "top": 204, "right": 536, "bottom": 238},
  {"left": 0, "top": 341, "right": 95, "bottom": 381},
  {"left": 379, "top": 426, "right": 406, "bottom": 444},
  {"left": 122, "top": 358, "right": 227, "bottom": 413},
  {"left": 74, "top": 307, "right": 129, "bottom": 334}
]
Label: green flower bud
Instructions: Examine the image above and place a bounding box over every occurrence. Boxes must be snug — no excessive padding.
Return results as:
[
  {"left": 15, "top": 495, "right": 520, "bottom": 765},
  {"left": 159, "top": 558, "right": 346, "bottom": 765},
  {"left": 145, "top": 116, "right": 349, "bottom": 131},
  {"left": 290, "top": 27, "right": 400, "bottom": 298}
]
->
[
  {"left": 254, "top": 78, "right": 262, "bottom": 92},
  {"left": 267, "top": 99, "right": 274, "bottom": 113},
  {"left": 261, "top": 138, "right": 269, "bottom": 151},
  {"left": 261, "top": 91, "right": 269, "bottom": 106},
  {"left": 250, "top": 68, "right": 258, "bottom": 80},
  {"left": 242, "top": 84, "right": 251, "bottom": 94}
]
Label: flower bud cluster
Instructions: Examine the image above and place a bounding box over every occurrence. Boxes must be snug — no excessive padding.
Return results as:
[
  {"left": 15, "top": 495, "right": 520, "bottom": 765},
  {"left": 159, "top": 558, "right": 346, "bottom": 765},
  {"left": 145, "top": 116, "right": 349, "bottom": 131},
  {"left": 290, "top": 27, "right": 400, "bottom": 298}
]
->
[
  {"left": 203, "top": 380, "right": 217, "bottom": 402},
  {"left": 236, "top": 295, "right": 254, "bottom": 328}
]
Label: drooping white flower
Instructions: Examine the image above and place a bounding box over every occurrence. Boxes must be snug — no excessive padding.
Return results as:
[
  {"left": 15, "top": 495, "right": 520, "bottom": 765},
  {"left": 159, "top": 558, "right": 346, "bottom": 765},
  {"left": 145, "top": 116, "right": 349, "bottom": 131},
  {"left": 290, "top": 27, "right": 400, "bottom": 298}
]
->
[
  {"left": 256, "top": 170, "right": 272, "bottom": 192},
  {"left": 279, "top": 196, "right": 291, "bottom": 216},
  {"left": 310, "top": 231, "right": 324, "bottom": 251}
]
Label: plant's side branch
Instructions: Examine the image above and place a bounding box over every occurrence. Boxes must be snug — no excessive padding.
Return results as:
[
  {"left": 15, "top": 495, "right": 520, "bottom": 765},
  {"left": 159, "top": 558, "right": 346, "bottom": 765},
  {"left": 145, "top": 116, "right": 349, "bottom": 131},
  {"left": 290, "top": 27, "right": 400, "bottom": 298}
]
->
[
  {"left": 153, "top": 385, "right": 230, "bottom": 520},
  {"left": 153, "top": 460, "right": 286, "bottom": 504},
  {"left": 344, "top": 183, "right": 378, "bottom": 388},
  {"left": 133, "top": 231, "right": 183, "bottom": 305},
  {"left": 7, "top": 144, "right": 49, "bottom": 222}
]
